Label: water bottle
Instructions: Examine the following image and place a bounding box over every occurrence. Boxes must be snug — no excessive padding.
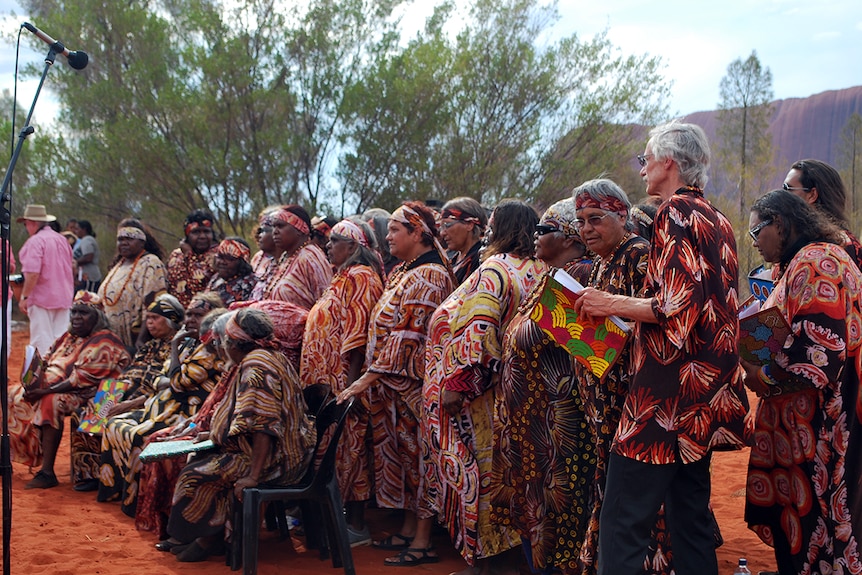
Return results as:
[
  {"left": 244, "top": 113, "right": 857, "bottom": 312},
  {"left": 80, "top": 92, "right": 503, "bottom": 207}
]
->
[{"left": 733, "top": 557, "right": 751, "bottom": 575}]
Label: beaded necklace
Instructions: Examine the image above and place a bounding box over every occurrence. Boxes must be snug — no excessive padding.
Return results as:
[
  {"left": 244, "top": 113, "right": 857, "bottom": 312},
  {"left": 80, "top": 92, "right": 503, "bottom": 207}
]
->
[
  {"left": 588, "top": 232, "right": 633, "bottom": 288},
  {"left": 384, "top": 250, "right": 428, "bottom": 289},
  {"left": 102, "top": 251, "right": 145, "bottom": 307},
  {"left": 262, "top": 239, "right": 309, "bottom": 299}
]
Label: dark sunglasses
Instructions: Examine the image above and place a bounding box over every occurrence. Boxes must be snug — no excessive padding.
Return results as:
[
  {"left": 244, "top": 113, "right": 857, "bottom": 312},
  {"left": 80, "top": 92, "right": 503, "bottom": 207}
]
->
[
  {"left": 782, "top": 182, "right": 810, "bottom": 192},
  {"left": 535, "top": 224, "right": 562, "bottom": 236},
  {"left": 749, "top": 219, "right": 773, "bottom": 241}
]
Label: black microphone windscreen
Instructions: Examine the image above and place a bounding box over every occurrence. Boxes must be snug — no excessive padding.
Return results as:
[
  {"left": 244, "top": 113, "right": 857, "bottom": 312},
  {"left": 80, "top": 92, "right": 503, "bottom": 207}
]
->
[{"left": 67, "top": 50, "right": 88, "bottom": 70}]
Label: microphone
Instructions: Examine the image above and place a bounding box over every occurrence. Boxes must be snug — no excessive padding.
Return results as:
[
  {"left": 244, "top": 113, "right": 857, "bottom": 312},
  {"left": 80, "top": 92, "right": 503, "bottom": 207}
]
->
[{"left": 22, "top": 22, "right": 89, "bottom": 70}]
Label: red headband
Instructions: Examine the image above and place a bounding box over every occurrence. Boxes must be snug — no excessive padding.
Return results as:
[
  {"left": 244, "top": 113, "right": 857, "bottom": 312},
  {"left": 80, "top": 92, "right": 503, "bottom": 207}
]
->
[
  {"left": 185, "top": 219, "right": 213, "bottom": 237},
  {"left": 574, "top": 193, "right": 629, "bottom": 218},
  {"left": 272, "top": 209, "right": 310, "bottom": 235},
  {"left": 441, "top": 208, "right": 482, "bottom": 227},
  {"left": 217, "top": 239, "right": 250, "bottom": 262}
]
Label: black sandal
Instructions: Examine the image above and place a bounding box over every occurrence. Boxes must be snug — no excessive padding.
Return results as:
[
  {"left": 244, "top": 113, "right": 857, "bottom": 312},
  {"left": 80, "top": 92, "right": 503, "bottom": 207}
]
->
[
  {"left": 372, "top": 533, "right": 414, "bottom": 550},
  {"left": 383, "top": 547, "right": 440, "bottom": 567}
]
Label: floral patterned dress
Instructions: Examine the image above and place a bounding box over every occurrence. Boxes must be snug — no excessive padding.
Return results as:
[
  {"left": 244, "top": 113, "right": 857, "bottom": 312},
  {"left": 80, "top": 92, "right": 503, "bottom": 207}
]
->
[
  {"left": 167, "top": 246, "right": 217, "bottom": 307},
  {"left": 300, "top": 264, "right": 384, "bottom": 503},
  {"left": 745, "top": 242, "right": 862, "bottom": 575}
]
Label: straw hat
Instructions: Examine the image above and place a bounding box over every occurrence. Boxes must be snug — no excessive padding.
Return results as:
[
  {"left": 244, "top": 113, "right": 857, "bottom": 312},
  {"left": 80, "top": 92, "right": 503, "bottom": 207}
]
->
[{"left": 16, "top": 204, "right": 57, "bottom": 223}]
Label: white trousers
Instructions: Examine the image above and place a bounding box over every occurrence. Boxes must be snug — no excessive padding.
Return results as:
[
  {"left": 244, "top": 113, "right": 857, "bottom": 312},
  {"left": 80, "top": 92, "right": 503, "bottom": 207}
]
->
[{"left": 28, "top": 305, "right": 69, "bottom": 356}]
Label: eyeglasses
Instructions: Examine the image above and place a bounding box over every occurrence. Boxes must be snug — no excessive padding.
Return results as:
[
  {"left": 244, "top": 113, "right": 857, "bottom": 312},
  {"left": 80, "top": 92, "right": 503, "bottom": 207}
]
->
[
  {"left": 440, "top": 219, "right": 464, "bottom": 230},
  {"left": 636, "top": 153, "right": 654, "bottom": 167},
  {"left": 535, "top": 224, "right": 562, "bottom": 236},
  {"left": 574, "top": 213, "right": 612, "bottom": 230},
  {"left": 748, "top": 219, "right": 773, "bottom": 241},
  {"left": 782, "top": 182, "right": 811, "bottom": 192}
]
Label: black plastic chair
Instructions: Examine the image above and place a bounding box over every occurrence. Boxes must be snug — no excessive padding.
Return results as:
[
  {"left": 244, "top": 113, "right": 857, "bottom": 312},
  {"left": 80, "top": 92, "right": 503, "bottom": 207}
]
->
[{"left": 228, "top": 396, "right": 356, "bottom": 575}]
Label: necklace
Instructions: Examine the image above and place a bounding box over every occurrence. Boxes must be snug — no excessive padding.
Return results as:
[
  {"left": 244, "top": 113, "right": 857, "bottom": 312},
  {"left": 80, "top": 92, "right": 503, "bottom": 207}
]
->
[
  {"left": 384, "top": 251, "right": 426, "bottom": 289},
  {"left": 262, "top": 239, "right": 309, "bottom": 299},
  {"left": 588, "top": 232, "right": 632, "bottom": 288},
  {"left": 102, "top": 251, "right": 145, "bottom": 307}
]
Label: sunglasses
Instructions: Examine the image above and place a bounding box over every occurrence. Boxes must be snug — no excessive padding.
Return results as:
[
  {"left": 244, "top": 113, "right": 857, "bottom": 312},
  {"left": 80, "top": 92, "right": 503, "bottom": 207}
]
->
[
  {"left": 749, "top": 219, "right": 773, "bottom": 241},
  {"left": 636, "top": 153, "right": 654, "bottom": 167},
  {"left": 535, "top": 224, "right": 562, "bottom": 236},
  {"left": 782, "top": 182, "right": 811, "bottom": 192}
]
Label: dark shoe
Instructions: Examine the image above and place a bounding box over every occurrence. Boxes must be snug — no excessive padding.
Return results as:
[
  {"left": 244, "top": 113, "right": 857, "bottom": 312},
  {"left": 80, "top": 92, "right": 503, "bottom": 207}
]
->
[
  {"left": 383, "top": 547, "right": 440, "bottom": 567},
  {"left": 176, "top": 541, "right": 211, "bottom": 563},
  {"left": 155, "top": 539, "right": 184, "bottom": 552},
  {"left": 25, "top": 471, "right": 58, "bottom": 490},
  {"left": 372, "top": 533, "right": 414, "bottom": 550},
  {"left": 170, "top": 542, "right": 193, "bottom": 555},
  {"left": 73, "top": 479, "right": 99, "bottom": 492}
]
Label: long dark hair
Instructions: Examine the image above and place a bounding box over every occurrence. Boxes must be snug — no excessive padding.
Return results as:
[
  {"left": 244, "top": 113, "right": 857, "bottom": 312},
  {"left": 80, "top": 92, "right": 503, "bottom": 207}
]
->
[
  {"left": 484, "top": 199, "right": 538, "bottom": 259},
  {"left": 790, "top": 159, "right": 850, "bottom": 230},
  {"left": 751, "top": 189, "right": 843, "bottom": 273}
]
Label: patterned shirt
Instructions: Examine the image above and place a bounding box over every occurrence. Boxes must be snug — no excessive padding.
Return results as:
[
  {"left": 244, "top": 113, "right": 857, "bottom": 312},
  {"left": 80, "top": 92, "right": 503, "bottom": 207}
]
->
[
  {"left": 614, "top": 188, "right": 749, "bottom": 465},
  {"left": 258, "top": 244, "right": 332, "bottom": 310},
  {"left": 167, "top": 246, "right": 217, "bottom": 307}
]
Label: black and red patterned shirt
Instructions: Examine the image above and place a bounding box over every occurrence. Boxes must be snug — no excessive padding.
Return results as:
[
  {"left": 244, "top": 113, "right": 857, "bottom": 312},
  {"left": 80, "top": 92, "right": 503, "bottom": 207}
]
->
[{"left": 613, "top": 187, "right": 750, "bottom": 465}]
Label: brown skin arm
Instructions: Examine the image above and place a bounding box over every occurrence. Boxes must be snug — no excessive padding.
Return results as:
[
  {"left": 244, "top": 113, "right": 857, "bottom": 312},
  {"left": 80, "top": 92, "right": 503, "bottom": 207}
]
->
[
  {"left": 234, "top": 432, "right": 273, "bottom": 501},
  {"left": 572, "top": 288, "right": 659, "bottom": 324},
  {"left": 23, "top": 379, "right": 73, "bottom": 402}
]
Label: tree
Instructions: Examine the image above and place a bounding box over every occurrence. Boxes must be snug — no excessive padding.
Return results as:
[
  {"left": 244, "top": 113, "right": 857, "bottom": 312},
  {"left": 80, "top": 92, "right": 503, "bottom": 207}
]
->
[
  {"left": 715, "top": 51, "right": 774, "bottom": 219},
  {"left": 836, "top": 112, "right": 862, "bottom": 218}
]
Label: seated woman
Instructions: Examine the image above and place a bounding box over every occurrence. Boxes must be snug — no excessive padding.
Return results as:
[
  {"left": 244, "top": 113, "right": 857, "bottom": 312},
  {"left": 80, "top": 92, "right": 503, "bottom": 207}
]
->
[
  {"left": 97, "top": 293, "right": 225, "bottom": 516},
  {"left": 137, "top": 311, "right": 234, "bottom": 541},
  {"left": 7, "top": 291, "right": 130, "bottom": 489},
  {"left": 206, "top": 238, "right": 257, "bottom": 306},
  {"left": 166, "top": 308, "right": 317, "bottom": 562}
]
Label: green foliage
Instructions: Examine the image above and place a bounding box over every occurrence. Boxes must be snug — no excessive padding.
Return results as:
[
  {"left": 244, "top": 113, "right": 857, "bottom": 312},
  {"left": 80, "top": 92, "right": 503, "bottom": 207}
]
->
[
  {"left": 837, "top": 112, "right": 862, "bottom": 224},
  {"left": 12, "top": 0, "right": 671, "bottom": 242}
]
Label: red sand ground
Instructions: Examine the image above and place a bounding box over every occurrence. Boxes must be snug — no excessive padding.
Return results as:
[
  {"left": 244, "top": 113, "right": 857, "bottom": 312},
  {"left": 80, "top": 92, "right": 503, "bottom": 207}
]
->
[{"left": 1, "top": 329, "right": 777, "bottom": 574}]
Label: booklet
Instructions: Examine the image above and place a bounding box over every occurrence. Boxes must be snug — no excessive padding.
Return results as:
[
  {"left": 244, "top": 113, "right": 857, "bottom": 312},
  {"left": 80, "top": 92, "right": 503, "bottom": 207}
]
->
[
  {"left": 21, "top": 345, "right": 45, "bottom": 391},
  {"left": 738, "top": 306, "right": 791, "bottom": 365},
  {"left": 139, "top": 439, "right": 216, "bottom": 462},
  {"left": 531, "top": 268, "right": 631, "bottom": 379},
  {"left": 77, "top": 378, "right": 129, "bottom": 434}
]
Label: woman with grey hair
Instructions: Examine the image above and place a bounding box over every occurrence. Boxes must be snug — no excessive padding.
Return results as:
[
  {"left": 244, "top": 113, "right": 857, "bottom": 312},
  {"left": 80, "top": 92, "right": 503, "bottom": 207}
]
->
[
  {"left": 439, "top": 197, "right": 488, "bottom": 284},
  {"left": 300, "top": 215, "right": 385, "bottom": 545},
  {"left": 363, "top": 207, "right": 400, "bottom": 276}
]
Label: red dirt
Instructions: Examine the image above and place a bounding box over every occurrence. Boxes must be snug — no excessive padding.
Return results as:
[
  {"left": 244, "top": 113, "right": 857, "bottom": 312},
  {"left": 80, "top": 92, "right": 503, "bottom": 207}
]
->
[{"left": 1, "top": 329, "right": 776, "bottom": 574}]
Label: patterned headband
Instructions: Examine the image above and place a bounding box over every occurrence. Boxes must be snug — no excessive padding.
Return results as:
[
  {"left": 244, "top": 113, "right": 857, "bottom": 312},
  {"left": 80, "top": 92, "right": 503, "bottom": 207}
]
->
[
  {"left": 72, "top": 290, "right": 103, "bottom": 310},
  {"left": 331, "top": 220, "right": 369, "bottom": 247},
  {"left": 630, "top": 206, "right": 654, "bottom": 227},
  {"left": 540, "top": 198, "right": 580, "bottom": 238},
  {"left": 441, "top": 208, "right": 482, "bottom": 227},
  {"left": 117, "top": 226, "right": 146, "bottom": 241},
  {"left": 184, "top": 219, "right": 213, "bottom": 237},
  {"left": 147, "top": 295, "right": 184, "bottom": 324},
  {"left": 391, "top": 205, "right": 433, "bottom": 238},
  {"left": 574, "top": 193, "right": 629, "bottom": 219},
  {"left": 271, "top": 208, "right": 310, "bottom": 236},
  {"left": 217, "top": 238, "right": 250, "bottom": 262},
  {"left": 223, "top": 313, "right": 276, "bottom": 350}
]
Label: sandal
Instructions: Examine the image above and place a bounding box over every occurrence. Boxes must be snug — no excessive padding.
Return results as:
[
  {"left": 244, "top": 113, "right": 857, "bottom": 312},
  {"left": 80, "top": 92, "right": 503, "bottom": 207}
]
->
[
  {"left": 372, "top": 533, "right": 414, "bottom": 550},
  {"left": 384, "top": 547, "right": 440, "bottom": 567}
]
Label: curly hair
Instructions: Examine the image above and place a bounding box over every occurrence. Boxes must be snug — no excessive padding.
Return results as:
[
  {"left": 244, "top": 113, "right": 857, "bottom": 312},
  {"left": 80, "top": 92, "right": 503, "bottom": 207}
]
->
[{"left": 750, "top": 189, "right": 844, "bottom": 272}]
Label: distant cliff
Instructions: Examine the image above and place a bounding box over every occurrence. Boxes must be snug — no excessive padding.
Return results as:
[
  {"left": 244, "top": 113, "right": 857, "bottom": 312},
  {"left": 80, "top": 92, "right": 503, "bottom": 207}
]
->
[{"left": 682, "top": 86, "right": 862, "bottom": 187}]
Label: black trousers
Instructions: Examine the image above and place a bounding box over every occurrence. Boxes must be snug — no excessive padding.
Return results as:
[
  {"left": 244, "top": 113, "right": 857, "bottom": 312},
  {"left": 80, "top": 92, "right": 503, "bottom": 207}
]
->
[{"left": 598, "top": 452, "right": 717, "bottom": 575}]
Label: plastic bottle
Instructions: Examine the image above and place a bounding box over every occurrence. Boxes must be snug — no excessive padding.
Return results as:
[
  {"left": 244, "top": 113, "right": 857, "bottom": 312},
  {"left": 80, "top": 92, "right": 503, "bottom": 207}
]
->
[{"left": 733, "top": 557, "right": 752, "bottom": 575}]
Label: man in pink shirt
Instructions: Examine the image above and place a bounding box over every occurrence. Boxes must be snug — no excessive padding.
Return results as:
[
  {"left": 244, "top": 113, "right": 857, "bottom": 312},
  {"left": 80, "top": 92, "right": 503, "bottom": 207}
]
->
[{"left": 18, "top": 205, "right": 74, "bottom": 354}]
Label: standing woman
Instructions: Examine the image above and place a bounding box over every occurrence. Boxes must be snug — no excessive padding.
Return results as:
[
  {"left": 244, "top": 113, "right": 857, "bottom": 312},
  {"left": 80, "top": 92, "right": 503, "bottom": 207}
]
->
[
  {"left": 206, "top": 237, "right": 257, "bottom": 306},
  {"left": 166, "top": 209, "right": 219, "bottom": 307},
  {"left": 419, "top": 199, "right": 545, "bottom": 573},
  {"left": 782, "top": 159, "right": 862, "bottom": 268},
  {"left": 338, "top": 202, "right": 455, "bottom": 560},
  {"left": 300, "top": 216, "right": 385, "bottom": 544},
  {"left": 533, "top": 198, "right": 592, "bottom": 284},
  {"left": 250, "top": 209, "right": 281, "bottom": 290},
  {"left": 439, "top": 197, "right": 488, "bottom": 285},
  {"left": 257, "top": 205, "right": 332, "bottom": 309},
  {"left": 743, "top": 190, "right": 862, "bottom": 574},
  {"left": 73, "top": 220, "right": 102, "bottom": 292},
  {"left": 99, "top": 219, "right": 168, "bottom": 350}
]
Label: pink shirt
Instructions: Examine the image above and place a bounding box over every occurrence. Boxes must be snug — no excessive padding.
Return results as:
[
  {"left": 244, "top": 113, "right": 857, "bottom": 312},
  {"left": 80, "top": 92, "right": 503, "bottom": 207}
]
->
[{"left": 18, "top": 226, "right": 74, "bottom": 310}]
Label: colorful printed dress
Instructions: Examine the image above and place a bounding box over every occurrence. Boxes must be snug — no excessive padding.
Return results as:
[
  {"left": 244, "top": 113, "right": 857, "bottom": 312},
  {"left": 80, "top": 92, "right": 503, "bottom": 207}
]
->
[
  {"left": 366, "top": 251, "right": 454, "bottom": 511},
  {"left": 745, "top": 242, "right": 862, "bottom": 575},
  {"left": 421, "top": 253, "right": 545, "bottom": 565},
  {"left": 7, "top": 329, "right": 130, "bottom": 468},
  {"left": 167, "top": 246, "right": 217, "bottom": 307},
  {"left": 72, "top": 336, "right": 173, "bottom": 483},
  {"left": 492, "top": 258, "right": 597, "bottom": 574},
  {"left": 206, "top": 270, "right": 257, "bottom": 306},
  {"left": 300, "top": 264, "right": 384, "bottom": 503},
  {"left": 258, "top": 244, "right": 332, "bottom": 310},
  {"left": 167, "top": 349, "right": 316, "bottom": 542},
  {"left": 99, "top": 253, "right": 168, "bottom": 348},
  {"left": 97, "top": 340, "right": 222, "bottom": 517}
]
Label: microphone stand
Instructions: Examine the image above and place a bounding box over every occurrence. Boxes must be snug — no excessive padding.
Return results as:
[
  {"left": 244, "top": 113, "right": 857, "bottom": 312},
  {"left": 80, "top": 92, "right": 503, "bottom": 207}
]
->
[{"left": 1, "top": 45, "right": 60, "bottom": 575}]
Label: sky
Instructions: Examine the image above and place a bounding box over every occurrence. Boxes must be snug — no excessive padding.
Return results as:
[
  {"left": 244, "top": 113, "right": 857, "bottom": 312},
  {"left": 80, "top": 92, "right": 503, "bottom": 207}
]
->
[{"left": 0, "top": 0, "right": 861, "bottom": 128}]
